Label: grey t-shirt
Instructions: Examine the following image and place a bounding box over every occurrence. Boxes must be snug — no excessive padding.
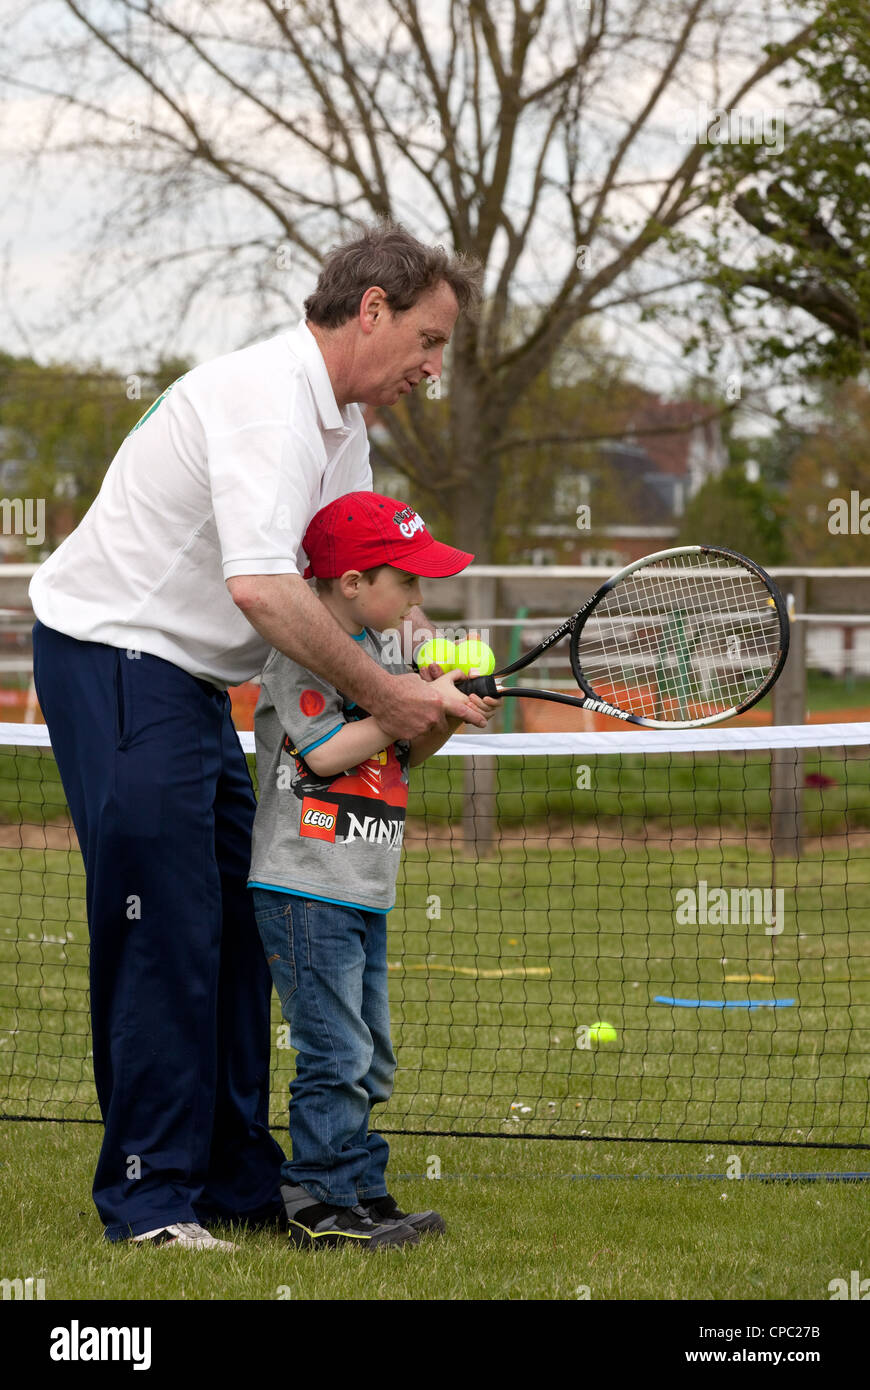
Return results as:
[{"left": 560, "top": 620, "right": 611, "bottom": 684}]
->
[{"left": 248, "top": 628, "right": 411, "bottom": 912}]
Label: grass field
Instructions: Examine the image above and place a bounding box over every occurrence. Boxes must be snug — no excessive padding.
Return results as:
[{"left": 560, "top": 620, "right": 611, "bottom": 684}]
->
[
  {"left": 805, "top": 670, "right": 870, "bottom": 712},
  {"left": 1, "top": 1122, "right": 867, "bottom": 1300},
  {"left": 735, "top": 670, "right": 870, "bottom": 718},
  {"left": 1, "top": 743, "right": 868, "bottom": 1301},
  {"left": 2, "top": 837, "right": 869, "bottom": 1145},
  {"left": 5, "top": 743, "right": 870, "bottom": 833}
]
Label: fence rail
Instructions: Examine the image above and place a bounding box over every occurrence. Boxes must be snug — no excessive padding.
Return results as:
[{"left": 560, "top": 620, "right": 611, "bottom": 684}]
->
[
  {"left": 3, "top": 565, "right": 870, "bottom": 695},
  {"left": 4, "top": 564, "right": 870, "bottom": 858}
]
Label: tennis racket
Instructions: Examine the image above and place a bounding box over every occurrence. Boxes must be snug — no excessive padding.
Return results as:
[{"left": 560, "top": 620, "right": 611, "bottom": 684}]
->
[{"left": 457, "top": 546, "right": 789, "bottom": 729}]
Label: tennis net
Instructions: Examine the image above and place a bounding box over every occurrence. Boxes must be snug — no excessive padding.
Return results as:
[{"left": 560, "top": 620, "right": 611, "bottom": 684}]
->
[{"left": 1, "top": 722, "right": 868, "bottom": 1149}]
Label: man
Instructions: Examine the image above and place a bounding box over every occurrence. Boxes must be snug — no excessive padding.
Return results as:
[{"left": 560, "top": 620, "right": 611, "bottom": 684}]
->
[{"left": 30, "top": 220, "right": 486, "bottom": 1246}]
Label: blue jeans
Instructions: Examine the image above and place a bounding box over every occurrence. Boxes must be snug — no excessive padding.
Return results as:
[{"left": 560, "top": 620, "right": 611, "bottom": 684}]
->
[{"left": 251, "top": 888, "right": 396, "bottom": 1207}]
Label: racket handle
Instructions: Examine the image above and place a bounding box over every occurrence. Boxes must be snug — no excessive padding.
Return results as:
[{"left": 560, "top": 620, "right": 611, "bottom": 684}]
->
[{"left": 457, "top": 675, "right": 500, "bottom": 698}]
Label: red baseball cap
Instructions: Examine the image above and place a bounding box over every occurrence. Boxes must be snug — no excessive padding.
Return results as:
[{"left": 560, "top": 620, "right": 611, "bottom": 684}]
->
[{"left": 302, "top": 491, "right": 474, "bottom": 579}]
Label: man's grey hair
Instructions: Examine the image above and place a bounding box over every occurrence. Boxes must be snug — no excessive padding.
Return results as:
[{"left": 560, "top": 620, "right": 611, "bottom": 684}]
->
[{"left": 304, "top": 220, "right": 483, "bottom": 328}]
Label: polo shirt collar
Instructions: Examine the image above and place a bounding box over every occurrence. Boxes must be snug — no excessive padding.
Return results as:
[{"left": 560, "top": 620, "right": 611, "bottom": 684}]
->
[{"left": 292, "top": 318, "right": 350, "bottom": 432}]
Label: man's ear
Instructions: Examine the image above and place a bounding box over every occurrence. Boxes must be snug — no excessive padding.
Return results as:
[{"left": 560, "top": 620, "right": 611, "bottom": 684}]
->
[{"left": 359, "top": 286, "right": 387, "bottom": 334}]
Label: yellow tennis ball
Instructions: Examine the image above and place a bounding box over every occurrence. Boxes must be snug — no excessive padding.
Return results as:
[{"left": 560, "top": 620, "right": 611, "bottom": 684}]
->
[
  {"left": 416, "top": 638, "right": 457, "bottom": 670},
  {"left": 453, "top": 639, "right": 496, "bottom": 676},
  {"left": 588, "top": 1020, "right": 618, "bottom": 1045}
]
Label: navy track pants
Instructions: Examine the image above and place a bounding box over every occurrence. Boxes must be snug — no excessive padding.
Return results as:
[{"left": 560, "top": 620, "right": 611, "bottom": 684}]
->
[{"left": 32, "top": 621, "right": 285, "bottom": 1239}]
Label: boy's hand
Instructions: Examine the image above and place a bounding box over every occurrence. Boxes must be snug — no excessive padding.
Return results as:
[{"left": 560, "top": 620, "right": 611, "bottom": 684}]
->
[
  {"left": 417, "top": 661, "right": 446, "bottom": 683},
  {"left": 463, "top": 669, "right": 500, "bottom": 724}
]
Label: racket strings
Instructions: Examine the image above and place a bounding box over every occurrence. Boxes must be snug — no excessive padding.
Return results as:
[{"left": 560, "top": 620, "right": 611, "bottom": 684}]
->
[{"left": 573, "top": 554, "right": 783, "bottom": 719}]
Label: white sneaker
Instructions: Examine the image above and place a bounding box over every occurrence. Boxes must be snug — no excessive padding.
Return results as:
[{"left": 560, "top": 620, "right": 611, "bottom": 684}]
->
[{"left": 130, "top": 1221, "right": 238, "bottom": 1251}]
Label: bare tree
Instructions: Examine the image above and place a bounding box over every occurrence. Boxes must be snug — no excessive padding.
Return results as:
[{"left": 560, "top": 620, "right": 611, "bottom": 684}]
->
[{"left": 0, "top": 0, "right": 819, "bottom": 555}]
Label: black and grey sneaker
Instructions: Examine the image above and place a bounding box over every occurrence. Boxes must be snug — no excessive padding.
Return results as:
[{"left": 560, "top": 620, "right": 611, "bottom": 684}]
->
[
  {"left": 280, "top": 1184, "right": 420, "bottom": 1250},
  {"left": 360, "top": 1192, "right": 446, "bottom": 1236}
]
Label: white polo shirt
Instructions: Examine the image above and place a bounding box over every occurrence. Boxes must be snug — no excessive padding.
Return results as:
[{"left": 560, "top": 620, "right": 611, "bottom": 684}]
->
[{"left": 29, "top": 320, "right": 372, "bottom": 686}]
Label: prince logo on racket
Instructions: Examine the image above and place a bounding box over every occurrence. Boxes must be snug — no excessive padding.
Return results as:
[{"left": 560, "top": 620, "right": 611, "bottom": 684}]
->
[{"left": 248, "top": 491, "right": 499, "bottom": 1250}]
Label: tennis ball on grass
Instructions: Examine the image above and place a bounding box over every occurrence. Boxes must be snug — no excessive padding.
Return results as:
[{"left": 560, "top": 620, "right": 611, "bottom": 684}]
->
[
  {"left": 415, "top": 638, "right": 457, "bottom": 671},
  {"left": 453, "top": 639, "right": 496, "bottom": 676},
  {"left": 588, "top": 1020, "right": 618, "bottom": 1045}
]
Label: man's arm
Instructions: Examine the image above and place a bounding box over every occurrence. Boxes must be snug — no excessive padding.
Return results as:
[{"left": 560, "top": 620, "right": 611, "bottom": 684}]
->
[
  {"left": 227, "top": 574, "right": 487, "bottom": 741},
  {"left": 408, "top": 687, "right": 500, "bottom": 767}
]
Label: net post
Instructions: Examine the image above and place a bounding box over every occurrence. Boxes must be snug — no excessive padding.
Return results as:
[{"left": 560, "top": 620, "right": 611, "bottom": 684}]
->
[
  {"left": 770, "top": 576, "right": 806, "bottom": 859},
  {"left": 770, "top": 745, "right": 803, "bottom": 861},
  {"left": 462, "top": 573, "right": 498, "bottom": 854},
  {"left": 461, "top": 749, "right": 497, "bottom": 856}
]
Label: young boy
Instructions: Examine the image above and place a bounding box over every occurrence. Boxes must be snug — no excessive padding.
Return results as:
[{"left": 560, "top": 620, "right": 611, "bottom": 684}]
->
[{"left": 248, "top": 491, "right": 498, "bottom": 1250}]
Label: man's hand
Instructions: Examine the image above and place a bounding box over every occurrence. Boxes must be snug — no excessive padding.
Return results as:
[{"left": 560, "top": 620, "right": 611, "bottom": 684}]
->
[
  {"left": 370, "top": 669, "right": 487, "bottom": 741},
  {"left": 420, "top": 663, "right": 500, "bottom": 725}
]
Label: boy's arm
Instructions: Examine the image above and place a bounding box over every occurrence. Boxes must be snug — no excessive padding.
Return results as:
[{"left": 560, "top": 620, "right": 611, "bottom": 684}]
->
[
  {"left": 407, "top": 714, "right": 464, "bottom": 769},
  {"left": 303, "top": 716, "right": 393, "bottom": 777},
  {"left": 305, "top": 673, "right": 497, "bottom": 775}
]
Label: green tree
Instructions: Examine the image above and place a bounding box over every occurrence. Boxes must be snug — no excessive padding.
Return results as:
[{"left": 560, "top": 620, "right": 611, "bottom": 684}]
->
[
  {"left": 686, "top": 0, "right": 870, "bottom": 384},
  {"left": 786, "top": 379, "right": 870, "bottom": 562},
  {"left": 0, "top": 354, "right": 192, "bottom": 549},
  {"left": 676, "top": 466, "right": 786, "bottom": 564}
]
